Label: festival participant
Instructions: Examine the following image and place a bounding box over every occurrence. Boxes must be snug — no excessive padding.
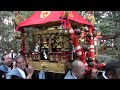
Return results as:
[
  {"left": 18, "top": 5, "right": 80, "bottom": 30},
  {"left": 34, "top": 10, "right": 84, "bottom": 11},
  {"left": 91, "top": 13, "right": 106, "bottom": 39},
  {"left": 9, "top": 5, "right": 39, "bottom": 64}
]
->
[
  {"left": 64, "top": 60, "right": 86, "bottom": 79},
  {"left": 6, "top": 55, "right": 34, "bottom": 79},
  {"left": 101, "top": 59, "right": 120, "bottom": 79},
  {"left": 0, "top": 54, "right": 12, "bottom": 79}
]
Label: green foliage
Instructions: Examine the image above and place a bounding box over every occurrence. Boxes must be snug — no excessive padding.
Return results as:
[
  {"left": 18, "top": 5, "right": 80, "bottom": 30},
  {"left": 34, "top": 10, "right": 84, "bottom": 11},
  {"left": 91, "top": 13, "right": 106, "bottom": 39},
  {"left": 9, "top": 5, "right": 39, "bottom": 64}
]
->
[
  {"left": 20, "top": 11, "right": 34, "bottom": 19},
  {"left": 0, "top": 11, "right": 33, "bottom": 53},
  {"left": 94, "top": 11, "right": 120, "bottom": 60}
]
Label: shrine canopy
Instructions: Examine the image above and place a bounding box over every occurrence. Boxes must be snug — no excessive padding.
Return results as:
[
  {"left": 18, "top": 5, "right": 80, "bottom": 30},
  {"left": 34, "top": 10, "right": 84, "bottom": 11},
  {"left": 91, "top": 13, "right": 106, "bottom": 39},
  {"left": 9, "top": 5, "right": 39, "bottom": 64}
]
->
[{"left": 16, "top": 11, "right": 94, "bottom": 31}]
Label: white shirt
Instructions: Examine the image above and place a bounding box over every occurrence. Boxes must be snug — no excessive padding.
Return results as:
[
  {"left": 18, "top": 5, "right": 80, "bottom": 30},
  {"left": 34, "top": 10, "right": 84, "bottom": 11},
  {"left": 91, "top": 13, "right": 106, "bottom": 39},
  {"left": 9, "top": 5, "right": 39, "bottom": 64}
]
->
[
  {"left": 64, "top": 70, "right": 77, "bottom": 79},
  {"left": 17, "top": 67, "right": 26, "bottom": 79},
  {"left": 72, "top": 72, "right": 77, "bottom": 79},
  {"left": 102, "top": 71, "right": 108, "bottom": 79},
  {"left": 9, "top": 53, "right": 17, "bottom": 59}
]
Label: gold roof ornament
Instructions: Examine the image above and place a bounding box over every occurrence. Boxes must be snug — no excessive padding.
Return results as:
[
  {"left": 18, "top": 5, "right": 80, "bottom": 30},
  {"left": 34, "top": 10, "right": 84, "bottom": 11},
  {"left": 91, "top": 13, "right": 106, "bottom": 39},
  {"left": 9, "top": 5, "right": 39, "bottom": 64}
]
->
[
  {"left": 40, "top": 11, "right": 51, "bottom": 18},
  {"left": 64, "top": 11, "right": 70, "bottom": 18},
  {"left": 83, "top": 11, "right": 96, "bottom": 25},
  {"left": 63, "top": 11, "right": 74, "bottom": 18},
  {"left": 87, "top": 15, "right": 96, "bottom": 25}
]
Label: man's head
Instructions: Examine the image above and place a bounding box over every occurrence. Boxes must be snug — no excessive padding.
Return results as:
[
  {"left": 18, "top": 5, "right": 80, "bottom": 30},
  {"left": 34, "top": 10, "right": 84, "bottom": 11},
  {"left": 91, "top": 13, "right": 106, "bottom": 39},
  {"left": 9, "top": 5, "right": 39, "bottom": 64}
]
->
[
  {"left": 1, "top": 54, "right": 12, "bottom": 67},
  {"left": 10, "top": 50, "right": 14, "bottom": 53},
  {"left": 15, "top": 55, "right": 26, "bottom": 70},
  {"left": 71, "top": 60, "right": 86, "bottom": 79},
  {"left": 4, "top": 51, "right": 8, "bottom": 54},
  {"left": 105, "top": 59, "right": 120, "bottom": 79}
]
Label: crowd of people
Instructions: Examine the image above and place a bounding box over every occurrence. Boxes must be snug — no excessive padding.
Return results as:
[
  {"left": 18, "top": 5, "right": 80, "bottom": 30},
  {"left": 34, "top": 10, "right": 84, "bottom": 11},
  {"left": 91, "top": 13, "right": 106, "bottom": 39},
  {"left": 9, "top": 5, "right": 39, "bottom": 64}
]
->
[
  {"left": 0, "top": 49, "right": 120, "bottom": 79},
  {"left": 64, "top": 59, "right": 120, "bottom": 79}
]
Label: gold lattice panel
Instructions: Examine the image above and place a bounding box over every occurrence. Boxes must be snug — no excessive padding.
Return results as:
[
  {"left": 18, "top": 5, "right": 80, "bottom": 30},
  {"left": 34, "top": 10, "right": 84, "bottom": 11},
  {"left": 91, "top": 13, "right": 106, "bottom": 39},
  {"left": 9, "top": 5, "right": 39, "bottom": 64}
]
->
[
  {"left": 28, "top": 60, "right": 70, "bottom": 73},
  {"left": 31, "top": 28, "right": 72, "bottom": 61}
]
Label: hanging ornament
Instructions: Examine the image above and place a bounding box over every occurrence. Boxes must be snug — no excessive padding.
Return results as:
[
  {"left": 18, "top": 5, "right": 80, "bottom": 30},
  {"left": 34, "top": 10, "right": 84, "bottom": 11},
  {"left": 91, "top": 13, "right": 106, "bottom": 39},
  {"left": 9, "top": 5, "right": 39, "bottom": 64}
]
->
[
  {"left": 87, "top": 57, "right": 93, "bottom": 63},
  {"left": 88, "top": 62, "right": 94, "bottom": 68},
  {"left": 64, "top": 30, "right": 69, "bottom": 36},
  {"left": 86, "top": 33, "right": 92, "bottom": 39},
  {"left": 81, "top": 38, "right": 85, "bottom": 42},
  {"left": 82, "top": 45, "right": 89, "bottom": 52},
  {"left": 74, "top": 29, "right": 81, "bottom": 35},
  {"left": 93, "top": 31, "right": 97, "bottom": 37},
  {"left": 59, "top": 29, "right": 63, "bottom": 34},
  {"left": 84, "top": 26, "right": 89, "bottom": 32},
  {"left": 79, "top": 38, "right": 85, "bottom": 43}
]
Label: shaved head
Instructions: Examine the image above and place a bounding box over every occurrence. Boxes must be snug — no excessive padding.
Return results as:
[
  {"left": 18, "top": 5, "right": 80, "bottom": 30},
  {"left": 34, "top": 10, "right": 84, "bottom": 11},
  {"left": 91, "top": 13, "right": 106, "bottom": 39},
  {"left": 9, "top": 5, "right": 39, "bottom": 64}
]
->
[
  {"left": 71, "top": 60, "right": 86, "bottom": 79},
  {"left": 71, "top": 60, "right": 85, "bottom": 70}
]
